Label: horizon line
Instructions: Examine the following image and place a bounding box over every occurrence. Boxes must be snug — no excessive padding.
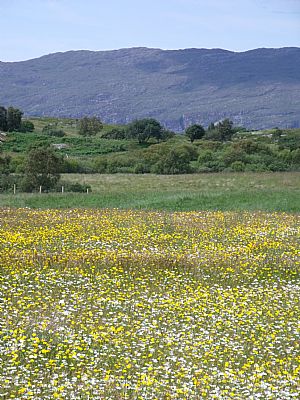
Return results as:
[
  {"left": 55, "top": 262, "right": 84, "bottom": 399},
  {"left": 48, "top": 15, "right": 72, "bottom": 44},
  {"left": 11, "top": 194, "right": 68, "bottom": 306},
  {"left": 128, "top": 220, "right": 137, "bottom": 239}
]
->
[{"left": 1, "top": 45, "right": 299, "bottom": 63}]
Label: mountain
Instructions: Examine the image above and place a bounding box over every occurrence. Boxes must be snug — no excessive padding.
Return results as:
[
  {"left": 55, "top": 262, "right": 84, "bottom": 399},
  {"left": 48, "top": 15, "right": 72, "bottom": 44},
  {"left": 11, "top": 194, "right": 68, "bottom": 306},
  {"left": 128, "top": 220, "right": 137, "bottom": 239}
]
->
[{"left": 0, "top": 47, "right": 299, "bottom": 130}]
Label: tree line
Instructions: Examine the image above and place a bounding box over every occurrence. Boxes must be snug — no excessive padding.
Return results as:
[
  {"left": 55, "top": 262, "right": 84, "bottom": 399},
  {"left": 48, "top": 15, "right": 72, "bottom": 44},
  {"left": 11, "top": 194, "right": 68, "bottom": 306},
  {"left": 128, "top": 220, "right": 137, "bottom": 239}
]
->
[
  {"left": 78, "top": 117, "right": 175, "bottom": 143},
  {"left": 0, "top": 105, "right": 236, "bottom": 144},
  {"left": 1, "top": 105, "right": 299, "bottom": 193},
  {"left": 79, "top": 116, "right": 236, "bottom": 144}
]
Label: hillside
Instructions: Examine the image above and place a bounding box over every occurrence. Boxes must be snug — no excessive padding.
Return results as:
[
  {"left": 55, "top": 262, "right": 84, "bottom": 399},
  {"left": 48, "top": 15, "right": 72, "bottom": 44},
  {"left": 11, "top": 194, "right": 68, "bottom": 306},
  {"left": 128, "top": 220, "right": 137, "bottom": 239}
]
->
[
  {"left": 1, "top": 116, "right": 299, "bottom": 178},
  {"left": 0, "top": 47, "right": 300, "bottom": 130}
]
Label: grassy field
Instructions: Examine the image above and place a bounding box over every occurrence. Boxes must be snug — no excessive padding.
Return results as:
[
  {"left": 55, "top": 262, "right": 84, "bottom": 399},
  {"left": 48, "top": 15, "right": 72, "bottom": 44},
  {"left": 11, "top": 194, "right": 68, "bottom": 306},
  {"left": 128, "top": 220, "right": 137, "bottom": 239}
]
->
[
  {"left": 0, "top": 208, "right": 299, "bottom": 399},
  {"left": 1, "top": 173, "right": 299, "bottom": 398},
  {"left": 28, "top": 117, "right": 121, "bottom": 137},
  {"left": 1, "top": 172, "right": 300, "bottom": 212},
  {"left": 2, "top": 131, "right": 130, "bottom": 157}
]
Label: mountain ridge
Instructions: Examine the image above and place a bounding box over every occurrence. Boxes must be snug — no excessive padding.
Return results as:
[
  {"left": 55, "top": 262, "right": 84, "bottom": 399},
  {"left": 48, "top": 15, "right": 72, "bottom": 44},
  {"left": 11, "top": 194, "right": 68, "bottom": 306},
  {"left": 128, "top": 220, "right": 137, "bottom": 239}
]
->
[
  {"left": 0, "top": 47, "right": 299, "bottom": 130},
  {"left": 2, "top": 46, "right": 299, "bottom": 63}
]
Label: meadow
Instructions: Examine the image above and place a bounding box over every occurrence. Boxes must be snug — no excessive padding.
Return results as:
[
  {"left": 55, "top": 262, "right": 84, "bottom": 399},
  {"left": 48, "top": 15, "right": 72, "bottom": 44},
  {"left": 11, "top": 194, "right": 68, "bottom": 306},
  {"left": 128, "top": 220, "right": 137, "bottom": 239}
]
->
[
  {"left": 0, "top": 208, "right": 299, "bottom": 399},
  {"left": 1, "top": 172, "right": 300, "bottom": 212}
]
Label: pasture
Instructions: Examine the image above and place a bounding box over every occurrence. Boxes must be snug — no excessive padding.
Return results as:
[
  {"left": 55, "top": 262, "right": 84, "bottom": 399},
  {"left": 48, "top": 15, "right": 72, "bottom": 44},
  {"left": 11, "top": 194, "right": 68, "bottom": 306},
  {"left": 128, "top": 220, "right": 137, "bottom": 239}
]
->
[{"left": 1, "top": 172, "right": 300, "bottom": 212}]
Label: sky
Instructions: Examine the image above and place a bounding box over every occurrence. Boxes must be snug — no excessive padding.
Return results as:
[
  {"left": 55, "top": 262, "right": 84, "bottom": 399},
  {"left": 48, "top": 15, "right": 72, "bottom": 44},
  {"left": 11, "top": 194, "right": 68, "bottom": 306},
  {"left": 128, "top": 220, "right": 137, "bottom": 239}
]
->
[{"left": 1, "top": 0, "right": 299, "bottom": 61}]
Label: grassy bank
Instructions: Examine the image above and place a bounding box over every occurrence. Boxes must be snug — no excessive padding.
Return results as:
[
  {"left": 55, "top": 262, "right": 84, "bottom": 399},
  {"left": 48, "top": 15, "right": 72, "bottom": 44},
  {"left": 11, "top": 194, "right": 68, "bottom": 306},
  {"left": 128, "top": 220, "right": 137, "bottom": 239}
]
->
[{"left": 1, "top": 172, "right": 299, "bottom": 212}]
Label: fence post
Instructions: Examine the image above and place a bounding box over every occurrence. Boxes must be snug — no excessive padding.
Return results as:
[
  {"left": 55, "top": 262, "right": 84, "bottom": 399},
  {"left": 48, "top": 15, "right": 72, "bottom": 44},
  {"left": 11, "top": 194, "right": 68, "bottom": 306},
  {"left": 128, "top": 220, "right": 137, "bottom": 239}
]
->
[
  {"left": 62, "top": 186, "right": 64, "bottom": 194},
  {"left": 39, "top": 186, "right": 42, "bottom": 194},
  {"left": 13, "top": 184, "right": 16, "bottom": 195},
  {"left": 87, "top": 188, "right": 89, "bottom": 194}
]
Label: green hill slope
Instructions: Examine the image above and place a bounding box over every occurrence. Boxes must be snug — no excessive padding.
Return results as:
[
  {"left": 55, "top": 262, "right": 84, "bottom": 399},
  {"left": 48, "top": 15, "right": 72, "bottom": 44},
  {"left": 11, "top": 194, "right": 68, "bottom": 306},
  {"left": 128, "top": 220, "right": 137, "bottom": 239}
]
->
[{"left": 0, "top": 47, "right": 299, "bottom": 130}]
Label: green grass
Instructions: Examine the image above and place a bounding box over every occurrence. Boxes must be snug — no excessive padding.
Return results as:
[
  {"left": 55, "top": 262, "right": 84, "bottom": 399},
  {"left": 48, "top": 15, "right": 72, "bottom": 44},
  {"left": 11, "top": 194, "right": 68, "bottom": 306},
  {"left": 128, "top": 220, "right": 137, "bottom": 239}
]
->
[
  {"left": 2, "top": 132, "right": 131, "bottom": 157},
  {"left": 3, "top": 117, "right": 130, "bottom": 157},
  {"left": 28, "top": 116, "right": 123, "bottom": 137},
  {"left": 1, "top": 172, "right": 299, "bottom": 212},
  {"left": 2, "top": 132, "right": 131, "bottom": 156}
]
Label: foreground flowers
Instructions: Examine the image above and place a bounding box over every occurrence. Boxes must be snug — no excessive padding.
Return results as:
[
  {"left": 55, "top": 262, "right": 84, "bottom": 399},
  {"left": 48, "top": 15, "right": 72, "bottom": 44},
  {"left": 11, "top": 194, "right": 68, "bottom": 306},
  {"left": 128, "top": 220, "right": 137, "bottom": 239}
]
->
[{"left": 0, "top": 208, "right": 299, "bottom": 399}]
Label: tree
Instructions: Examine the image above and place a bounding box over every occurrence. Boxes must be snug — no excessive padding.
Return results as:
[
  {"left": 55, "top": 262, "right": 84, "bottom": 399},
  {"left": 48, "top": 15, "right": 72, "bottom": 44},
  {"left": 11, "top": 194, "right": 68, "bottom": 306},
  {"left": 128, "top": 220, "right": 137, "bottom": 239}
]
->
[
  {"left": 0, "top": 153, "right": 10, "bottom": 175},
  {"left": 185, "top": 124, "right": 205, "bottom": 142},
  {"left": 126, "top": 118, "right": 164, "bottom": 144},
  {"left": 0, "top": 151, "right": 12, "bottom": 192},
  {"left": 78, "top": 116, "right": 103, "bottom": 136},
  {"left": 0, "top": 106, "right": 7, "bottom": 131},
  {"left": 152, "top": 145, "right": 196, "bottom": 174},
  {"left": 217, "top": 118, "right": 234, "bottom": 141},
  {"left": 19, "top": 120, "right": 35, "bottom": 133},
  {"left": 102, "top": 127, "right": 126, "bottom": 139},
  {"left": 0, "top": 105, "right": 28, "bottom": 132},
  {"left": 7, "top": 107, "right": 23, "bottom": 132},
  {"left": 207, "top": 122, "right": 215, "bottom": 131},
  {"left": 42, "top": 123, "right": 65, "bottom": 137},
  {"left": 21, "top": 146, "right": 62, "bottom": 192},
  {"left": 272, "top": 128, "right": 283, "bottom": 141},
  {"left": 160, "top": 129, "right": 175, "bottom": 141}
]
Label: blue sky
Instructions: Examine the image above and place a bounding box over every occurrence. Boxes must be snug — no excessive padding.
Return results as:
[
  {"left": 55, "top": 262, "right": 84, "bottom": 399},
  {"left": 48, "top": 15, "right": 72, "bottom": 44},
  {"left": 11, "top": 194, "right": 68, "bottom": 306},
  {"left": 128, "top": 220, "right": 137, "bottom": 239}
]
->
[{"left": 1, "top": 0, "right": 299, "bottom": 61}]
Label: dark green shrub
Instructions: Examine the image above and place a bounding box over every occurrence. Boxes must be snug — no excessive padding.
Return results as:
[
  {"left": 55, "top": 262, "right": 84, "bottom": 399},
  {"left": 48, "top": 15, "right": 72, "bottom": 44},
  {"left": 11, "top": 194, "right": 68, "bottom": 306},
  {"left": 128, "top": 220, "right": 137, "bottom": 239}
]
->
[
  {"left": 46, "top": 129, "right": 65, "bottom": 137},
  {"left": 160, "top": 129, "right": 175, "bottom": 141},
  {"left": 198, "top": 160, "right": 226, "bottom": 172},
  {"left": 230, "top": 161, "right": 246, "bottom": 172},
  {"left": 126, "top": 118, "right": 164, "bottom": 143},
  {"left": 221, "top": 148, "right": 247, "bottom": 166},
  {"left": 197, "top": 150, "right": 214, "bottom": 164},
  {"left": 102, "top": 128, "right": 126, "bottom": 140},
  {"left": 61, "top": 158, "right": 86, "bottom": 173},
  {"left": 7, "top": 107, "right": 23, "bottom": 132},
  {"left": 93, "top": 158, "right": 108, "bottom": 173},
  {"left": 204, "top": 119, "right": 234, "bottom": 141},
  {"left": 9, "top": 155, "right": 25, "bottom": 173},
  {"left": 185, "top": 124, "right": 205, "bottom": 142},
  {"left": 277, "top": 149, "right": 292, "bottom": 164},
  {"left": 106, "top": 154, "right": 137, "bottom": 173},
  {"left": 291, "top": 149, "right": 300, "bottom": 166},
  {"left": 0, "top": 174, "right": 23, "bottom": 192},
  {"left": 204, "top": 129, "right": 222, "bottom": 141},
  {"left": 196, "top": 140, "right": 222, "bottom": 151},
  {"left": 278, "top": 131, "right": 300, "bottom": 151},
  {"left": 244, "top": 163, "right": 269, "bottom": 172},
  {"left": 268, "top": 161, "right": 289, "bottom": 172},
  {"left": 272, "top": 128, "right": 283, "bottom": 141},
  {"left": 78, "top": 117, "right": 103, "bottom": 136},
  {"left": 134, "top": 163, "right": 150, "bottom": 174},
  {"left": 232, "top": 139, "right": 260, "bottom": 154},
  {"left": 19, "top": 121, "right": 35, "bottom": 133},
  {"left": 21, "top": 146, "right": 62, "bottom": 192},
  {"left": 151, "top": 146, "right": 195, "bottom": 174},
  {"left": 0, "top": 154, "right": 11, "bottom": 174},
  {"left": 196, "top": 165, "right": 212, "bottom": 173}
]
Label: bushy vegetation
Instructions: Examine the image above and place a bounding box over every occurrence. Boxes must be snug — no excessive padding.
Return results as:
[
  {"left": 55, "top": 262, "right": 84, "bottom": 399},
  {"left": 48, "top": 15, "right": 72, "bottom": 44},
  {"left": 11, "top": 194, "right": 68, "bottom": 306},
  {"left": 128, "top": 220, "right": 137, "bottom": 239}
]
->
[
  {"left": 42, "top": 122, "right": 66, "bottom": 137},
  {"left": 185, "top": 124, "right": 206, "bottom": 142},
  {"left": 21, "top": 146, "right": 62, "bottom": 192},
  {"left": 78, "top": 116, "right": 103, "bottom": 136},
  {"left": 194, "top": 135, "right": 300, "bottom": 173},
  {"left": 126, "top": 118, "right": 174, "bottom": 143},
  {"left": 89, "top": 132, "right": 300, "bottom": 174},
  {"left": 1, "top": 108, "right": 299, "bottom": 193},
  {"left": 0, "top": 106, "right": 34, "bottom": 132}
]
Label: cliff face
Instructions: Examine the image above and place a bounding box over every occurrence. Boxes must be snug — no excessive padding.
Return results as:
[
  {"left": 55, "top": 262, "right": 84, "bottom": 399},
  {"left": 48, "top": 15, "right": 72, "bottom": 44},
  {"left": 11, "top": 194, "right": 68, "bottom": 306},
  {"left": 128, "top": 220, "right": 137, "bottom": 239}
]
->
[{"left": 1, "top": 47, "right": 299, "bottom": 130}]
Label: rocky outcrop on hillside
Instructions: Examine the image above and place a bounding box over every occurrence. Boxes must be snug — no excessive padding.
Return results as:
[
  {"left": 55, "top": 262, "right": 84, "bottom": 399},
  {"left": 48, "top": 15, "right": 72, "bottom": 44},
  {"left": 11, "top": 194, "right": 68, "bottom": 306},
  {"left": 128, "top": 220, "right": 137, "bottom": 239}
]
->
[{"left": 0, "top": 47, "right": 299, "bottom": 130}]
